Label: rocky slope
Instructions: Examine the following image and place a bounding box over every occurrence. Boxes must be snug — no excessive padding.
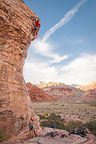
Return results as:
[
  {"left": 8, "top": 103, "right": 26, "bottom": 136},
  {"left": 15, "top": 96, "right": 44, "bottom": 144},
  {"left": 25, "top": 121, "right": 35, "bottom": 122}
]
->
[
  {"left": 0, "top": 0, "right": 41, "bottom": 139},
  {"left": 24, "top": 127, "right": 96, "bottom": 144},
  {"left": 4, "top": 127, "right": 96, "bottom": 144},
  {"left": 37, "top": 82, "right": 85, "bottom": 102},
  {"left": 26, "top": 83, "right": 55, "bottom": 102},
  {"left": 37, "top": 82, "right": 96, "bottom": 103}
]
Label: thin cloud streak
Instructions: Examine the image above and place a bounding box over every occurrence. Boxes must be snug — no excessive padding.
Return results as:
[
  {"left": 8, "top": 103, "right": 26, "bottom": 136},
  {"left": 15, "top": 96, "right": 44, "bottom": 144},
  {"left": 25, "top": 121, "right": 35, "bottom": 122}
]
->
[
  {"left": 31, "top": 39, "right": 69, "bottom": 63},
  {"left": 30, "top": 0, "right": 87, "bottom": 63},
  {"left": 42, "top": 0, "right": 87, "bottom": 42}
]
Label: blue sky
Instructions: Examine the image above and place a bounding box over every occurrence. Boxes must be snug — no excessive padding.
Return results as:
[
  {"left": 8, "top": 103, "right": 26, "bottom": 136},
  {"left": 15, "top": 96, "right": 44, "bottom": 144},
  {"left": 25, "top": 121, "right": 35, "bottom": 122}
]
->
[{"left": 23, "top": 0, "right": 96, "bottom": 85}]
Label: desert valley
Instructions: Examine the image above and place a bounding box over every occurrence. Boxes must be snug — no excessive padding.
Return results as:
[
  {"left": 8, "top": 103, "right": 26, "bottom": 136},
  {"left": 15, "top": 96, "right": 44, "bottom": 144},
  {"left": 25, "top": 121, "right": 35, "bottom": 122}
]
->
[{"left": 27, "top": 81, "right": 96, "bottom": 122}]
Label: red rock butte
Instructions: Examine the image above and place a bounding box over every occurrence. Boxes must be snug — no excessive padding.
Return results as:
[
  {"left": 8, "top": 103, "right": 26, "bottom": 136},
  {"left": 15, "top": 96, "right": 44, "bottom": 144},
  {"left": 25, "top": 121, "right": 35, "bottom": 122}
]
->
[{"left": 0, "top": 0, "right": 40, "bottom": 138}]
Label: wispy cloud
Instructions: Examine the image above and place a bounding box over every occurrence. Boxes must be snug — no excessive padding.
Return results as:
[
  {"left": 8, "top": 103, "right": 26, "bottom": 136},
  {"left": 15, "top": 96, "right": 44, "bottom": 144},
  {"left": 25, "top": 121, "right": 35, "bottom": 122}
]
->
[
  {"left": 42, "top": 0, "right": 87, "bottom": 42},
  {"left": 32, "top": 40, "right": 68, "bottom": 63},
  {"left": 30, "top": 0, "right": 87, "bottom": 63}
]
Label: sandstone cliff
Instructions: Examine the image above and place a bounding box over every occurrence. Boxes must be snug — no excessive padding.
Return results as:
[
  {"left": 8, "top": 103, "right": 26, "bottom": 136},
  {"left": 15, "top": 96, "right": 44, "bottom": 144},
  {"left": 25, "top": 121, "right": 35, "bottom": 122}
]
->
[
  {"left": 0, "top": 0, "right": 40, "bottom": 139},
  {"left": 26, "top": 82, "right": 54, "bottom": 102}
]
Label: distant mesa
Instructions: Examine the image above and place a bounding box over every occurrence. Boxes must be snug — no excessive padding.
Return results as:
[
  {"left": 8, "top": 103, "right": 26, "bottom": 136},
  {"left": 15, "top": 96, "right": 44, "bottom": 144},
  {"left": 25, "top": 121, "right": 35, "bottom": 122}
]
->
[
  {"left": 36, "top": 81, "right": 67, "bottom": 88},
  {"left": 29, "top": 82, "right": 84, "bottom": 102},
  {"left": 34, "top": 81, "right": 96, "bottom": 103}
]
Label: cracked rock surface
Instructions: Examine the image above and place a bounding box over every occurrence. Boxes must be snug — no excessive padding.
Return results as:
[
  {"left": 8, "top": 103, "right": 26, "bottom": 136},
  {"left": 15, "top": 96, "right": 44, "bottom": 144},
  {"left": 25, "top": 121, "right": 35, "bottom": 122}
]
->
[{"left": 0, "top": 0, "right": 40, "bottom": 138}]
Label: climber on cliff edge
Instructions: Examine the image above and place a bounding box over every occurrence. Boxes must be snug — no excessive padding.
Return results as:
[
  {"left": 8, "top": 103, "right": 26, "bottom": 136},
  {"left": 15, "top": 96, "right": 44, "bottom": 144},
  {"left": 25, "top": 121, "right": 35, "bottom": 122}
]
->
[
  {"left": 33, "top": 19, "right": 40, "bottom": 36},
  {"left": 35, "top": 19, "right": 40, "bottom": 30}
]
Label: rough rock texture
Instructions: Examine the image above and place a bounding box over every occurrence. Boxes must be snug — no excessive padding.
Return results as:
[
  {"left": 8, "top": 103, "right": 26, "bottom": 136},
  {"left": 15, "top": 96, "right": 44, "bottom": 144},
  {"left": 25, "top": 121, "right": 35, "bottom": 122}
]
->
[
  {"left": 3, "top": 112, "right": 43, "bottom": 142},
  {"left": 25, "top": 136, "right": 96, "bottom": 144},
  {"left": 25, "top": 129, "right": 96, "bottom": 144},
  {"left": 0, "top": 0, "right": 40, "bottom": 138},
  {"left": 26, "top": 83, "right": 55, "bottom": 102},
  {"left": 4, "top": 128, "right": 96, "bottom": 144}
]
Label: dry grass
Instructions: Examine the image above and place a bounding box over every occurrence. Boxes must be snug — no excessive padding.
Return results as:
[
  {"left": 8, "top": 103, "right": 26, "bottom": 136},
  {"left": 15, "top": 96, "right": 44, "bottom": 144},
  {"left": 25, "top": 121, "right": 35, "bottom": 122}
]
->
[{"left": 31, "top": 101, "right": 96, "bottom": 122}]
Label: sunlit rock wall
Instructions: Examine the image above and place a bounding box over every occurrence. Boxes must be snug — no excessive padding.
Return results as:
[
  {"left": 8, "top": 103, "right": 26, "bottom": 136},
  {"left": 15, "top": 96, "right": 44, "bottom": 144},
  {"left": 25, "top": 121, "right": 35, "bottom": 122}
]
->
[{"left": 0, "top": 0, "right": 40, "bottom": 138}]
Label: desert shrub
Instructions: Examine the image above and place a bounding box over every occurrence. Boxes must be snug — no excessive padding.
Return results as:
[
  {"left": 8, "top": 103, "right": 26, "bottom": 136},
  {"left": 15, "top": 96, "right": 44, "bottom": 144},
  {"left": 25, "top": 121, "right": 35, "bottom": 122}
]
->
[
  {"left": 40, "top": 113, "right": 66, "bottom": 130},
  {"left": 40, "top": 120, "right": 54, "bottom": 127},
  {"left": 66, "top": 121, "right": 84, "bottom": 131},
  {"left": 90, "top": 103, "right": 96, "bottom": 107},
  {"left": 85, "top": 120, "right": 96, "bottom": 136},
  {"left": 48, "top": 113, "right": 64, "bottom": 121},
  {"left": 0, "top": 129, "right": 6, "bottom": 142},
  {"left": 38, "top": 112, "right": 49, "bottom": 120},
  {"left": 40, "top": 120, "right": 66, "bottom": 130}
]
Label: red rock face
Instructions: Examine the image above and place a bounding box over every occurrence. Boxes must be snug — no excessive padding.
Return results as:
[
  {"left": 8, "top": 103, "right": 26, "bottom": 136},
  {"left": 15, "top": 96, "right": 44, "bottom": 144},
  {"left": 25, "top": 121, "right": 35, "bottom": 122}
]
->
[
  {"left": 48, "top": 87, "right": 74, "bottom": 98},
  {"left": 26, "top": 83, "right": 55, "bottom": 102},
  {"left": 82, "top": 89, "right": 96, "bottom": 100},
  {"left": 37, "top": 82, "right": 84, "bottom": 102},
  {"left": 0, "top": 0, "right": 40, "bottom": 138},
  {"left": 37, "top": 82, "right": 96, "bottom": 102}
]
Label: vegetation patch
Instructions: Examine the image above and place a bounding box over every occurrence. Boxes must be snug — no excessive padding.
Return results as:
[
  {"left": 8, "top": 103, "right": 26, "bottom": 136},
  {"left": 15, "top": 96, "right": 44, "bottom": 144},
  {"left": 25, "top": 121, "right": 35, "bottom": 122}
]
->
[
  {"left": 0, "top": 128, "right": 7, "bottom": 142},
  {"left": 38, "top": 112, "right": 96, "bottom": 137},
  {"left": 66, "top": 121, "right": 84, "bottom": 131},
  {"left": 85, "top": 120, "right": 96, "bottom": 136},
  {"left": 39, "top": 112, "right": 66, "bottom": 130}
]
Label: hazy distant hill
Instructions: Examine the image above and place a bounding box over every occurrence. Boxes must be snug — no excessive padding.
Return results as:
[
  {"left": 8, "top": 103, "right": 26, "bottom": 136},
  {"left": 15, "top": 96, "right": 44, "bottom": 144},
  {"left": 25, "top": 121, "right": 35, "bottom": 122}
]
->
[
  {"left": 36, "top": 81, "right": 66, "bottom": 88},
  {"left": 36, "top": 82, "right": 84, "bottom": 102},
  {"left": 27, "top": 82, "right": 96, "bottom": 103},
  {"left": 71, "top": 84, "right": 80, "bottom": 88},
  {"left": 36, "top": 81, "right": 96, "bottom": 103},
  {"left": 76, "top": 81, "right": 96, "bottom": 91}
]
